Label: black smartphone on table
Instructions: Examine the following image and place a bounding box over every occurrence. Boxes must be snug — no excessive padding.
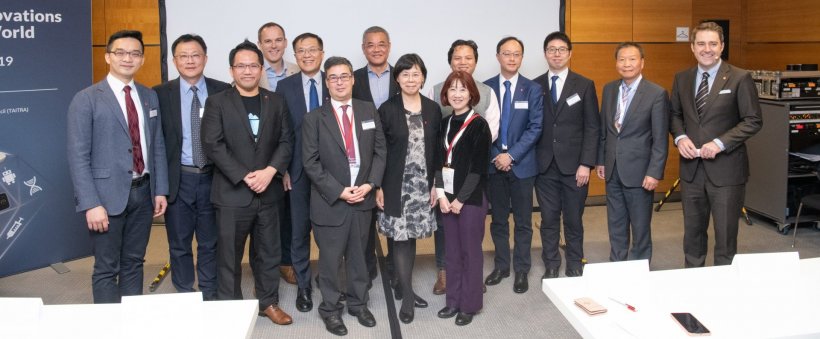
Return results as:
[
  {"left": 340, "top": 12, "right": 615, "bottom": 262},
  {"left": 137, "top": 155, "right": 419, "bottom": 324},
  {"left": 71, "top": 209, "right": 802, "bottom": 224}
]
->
[{"left": 671, "top": 312, "right": 711, "bottom": 336}]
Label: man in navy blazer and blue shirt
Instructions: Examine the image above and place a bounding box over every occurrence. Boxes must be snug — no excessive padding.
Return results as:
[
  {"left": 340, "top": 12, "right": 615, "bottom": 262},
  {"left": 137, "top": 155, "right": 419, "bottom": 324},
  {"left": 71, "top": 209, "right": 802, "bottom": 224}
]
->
[
  {"left": 153, "top": 34, "right": 230, "bottom": 300},
  {"left": 483, "top": 37, "right": 543, "bottom": 294},
  {"left": 275, "top": 32, "right": 330, "bottom": 312},
  {"left": 67, "top": 30, "right": 169, "bottom": 304},
  {"left": 534, "top": 31, "right": 600, "bottom": 279}
]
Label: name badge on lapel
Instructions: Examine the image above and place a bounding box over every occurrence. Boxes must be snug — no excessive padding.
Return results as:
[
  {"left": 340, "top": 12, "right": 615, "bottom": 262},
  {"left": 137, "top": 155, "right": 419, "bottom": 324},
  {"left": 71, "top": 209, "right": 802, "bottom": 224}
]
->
[
  {"left": 149, "top": 109, "right": 158, "bottom": 118},
  {"left": 362, "top": 120, "right": 375, "bottom": 130},
  {"left": 199, "top": 108, "right": 205, "bottom": 118},
  {"left": 514, "top": 101, "right": 528, "bottom": 109},
  {"left": 719, "top": 89, "right": 732, "bottom": 95},
  {"left": 566, "top": 93, "right": 581, "bottom": 107}
]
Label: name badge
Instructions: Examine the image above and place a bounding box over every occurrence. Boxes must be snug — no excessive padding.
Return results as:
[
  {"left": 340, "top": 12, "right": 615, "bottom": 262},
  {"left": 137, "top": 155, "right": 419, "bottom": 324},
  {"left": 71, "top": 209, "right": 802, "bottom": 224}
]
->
[
  {"left": 442, "top": 167, "right": 455, "bottom": 194},
  {"left": 149, "top": 109, "right": 158, "bottom": 118},
  {"left": 199, "top": 108, "right": 205, "bottom": 118},
  {"left": 566, "top": 93, "right": 581, "bottom": 107},
  {"left": 514, "top": 101, "right": 528, "bottom": 109},
  {"left": 362, "top": 120, "right": 376, "bottom": 130},
  {"left": 719, "top": 89, "right": 732, "bottom": 95}
]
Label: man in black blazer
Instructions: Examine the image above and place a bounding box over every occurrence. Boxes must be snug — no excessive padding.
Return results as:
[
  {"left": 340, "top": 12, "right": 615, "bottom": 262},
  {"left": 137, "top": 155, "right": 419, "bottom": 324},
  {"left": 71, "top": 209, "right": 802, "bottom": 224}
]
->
[
  {"left": 595, "top": 42, "right": 669, "bottom": 262},
  {"left": 153, "top": 34, "right": 229, "bottom": 301},
  {"left": 201, "top": 40, "right": 294, "bottom": 325},
  {"left": 274, "top": 32, "right": 329, "bottom": 312},
  {"left": 670, "top": 22, "right": 762, "bottom": 267},
  {"left": 302, "top": 56, "right": 386, "bottom": 336},
  {"left": 534, "top": 31, "right": 600, "bottom": 279}
]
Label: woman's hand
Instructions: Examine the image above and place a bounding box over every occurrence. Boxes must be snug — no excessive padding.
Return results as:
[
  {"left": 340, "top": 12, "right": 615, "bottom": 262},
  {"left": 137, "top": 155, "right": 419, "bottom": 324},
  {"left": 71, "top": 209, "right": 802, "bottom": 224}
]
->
[
  {"left": 376, "top": 188, "right": 385, "bottom": 211},
  {"left": 450, "top": 199, "right": 463, "bottom": 215}
]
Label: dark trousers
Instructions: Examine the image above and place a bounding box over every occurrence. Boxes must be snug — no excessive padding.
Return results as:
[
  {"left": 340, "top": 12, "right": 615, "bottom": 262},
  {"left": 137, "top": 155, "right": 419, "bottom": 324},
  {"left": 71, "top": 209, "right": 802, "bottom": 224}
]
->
[
  {"left": 215, "top": 197, "right": 281, "bottom": 310},
  {"left": 278, "top": 192, "right": 292, "bottom": 266},
  {"left": 365, "top": 211, "right": 379, "bottom": 279},
  {"left": 434, "top": 211, "right": 446, "bottom": 269},
  {"left": 164, "top": 171, "right": 217, "bottom": 299},
  {"left": 289, "top": 175, "right": 312, "bottom": 288},
  {"left": 605, "top": 166, "right": 653, "bottom": 262},
  {"left": 443, "top": 197, "right": 487, "bottom": 314},
  {"left": 681, "top": 162, "right": 745, "bottom": 267},
  {"left": 314, "top": 210, "right": 371, "bottom": 318},
  {"left": 535, "top": 162, "right": 587, "bottom": 271},
  {"left": 90, "top": 177, "right": 153, "bottom": 304},
  {"left": 488, "top": 171, "right": 535, "bottom": 273}
]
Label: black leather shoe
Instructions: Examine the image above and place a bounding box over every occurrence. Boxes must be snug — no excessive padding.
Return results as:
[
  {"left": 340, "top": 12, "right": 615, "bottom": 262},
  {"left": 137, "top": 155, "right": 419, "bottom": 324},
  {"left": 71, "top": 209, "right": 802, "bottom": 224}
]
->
[
  {"left": 414, "top": 295, "right": 428, "bottom": 308},
  {"left": 455, "top": 312, "right": 474, "bottom": 326},
  {"left": 296, "top": 288, "right": 313, "bottom": 312},
  {"left": 348, "top": 308, "right": 376, "bottom": 327},
  {"left": 437, "top": 306, "right": 458, "bottom": 319},
  {"left": 513, "top": 272, "right": 528, "bottom": 293},
  {"left": 323, "top": 314, "right": 348, "bottom": 336},
  {"left": 399, "top": 309, "right": 414, "bottom": 324},
  {"left": 565, "top": 268, "right": 583, "bottom": 277},
  {"left": 542, "top": 268, "right": 559, "bottom": 279},
  {"left": 484, "top": 269, "right": 510, "bottom": 286}
]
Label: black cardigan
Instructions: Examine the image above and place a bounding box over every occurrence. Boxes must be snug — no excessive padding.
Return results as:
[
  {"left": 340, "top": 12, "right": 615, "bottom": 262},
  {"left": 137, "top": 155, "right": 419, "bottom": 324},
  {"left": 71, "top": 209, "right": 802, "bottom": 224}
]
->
[
  {"left": 435, "top": 111, "right": 492, "bottom": 206},
  {"left": 378, "top": 94, "right": 442, "bottom": 217}
]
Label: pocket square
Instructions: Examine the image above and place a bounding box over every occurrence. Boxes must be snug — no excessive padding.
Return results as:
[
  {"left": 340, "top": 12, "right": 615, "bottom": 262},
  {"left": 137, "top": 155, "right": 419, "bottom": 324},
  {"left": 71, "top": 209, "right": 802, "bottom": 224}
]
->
[{"left": 719, "top": 89, "right": 732, "bottom": 94}]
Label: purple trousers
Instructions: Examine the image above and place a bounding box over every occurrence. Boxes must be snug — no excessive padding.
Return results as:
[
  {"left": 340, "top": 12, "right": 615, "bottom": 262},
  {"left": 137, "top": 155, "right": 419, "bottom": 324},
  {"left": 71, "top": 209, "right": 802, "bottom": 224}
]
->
[{"left": 442, "top": 197, "right": 488, "bottom": 313}]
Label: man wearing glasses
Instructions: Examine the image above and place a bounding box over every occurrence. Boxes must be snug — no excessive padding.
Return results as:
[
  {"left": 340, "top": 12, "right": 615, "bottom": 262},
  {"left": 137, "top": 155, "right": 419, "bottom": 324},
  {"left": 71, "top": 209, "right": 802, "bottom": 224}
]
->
[
  {"left": 67, "top": 30, "right": 169, "bottom": 304},
  {"left": 201, "top": 40, "right": 294, "bottom": 325},
  {"left": 534, "top": 31, "right": 600, "bottom": 279},
  {"left": 275, "top": 32, "right": 329, "bottom": 313},
  {"left": 153, "top": 34, "right": 230, "bottom": 301},
  {"left": 302, "top": 56, "right": 386, "bottom": 336}
]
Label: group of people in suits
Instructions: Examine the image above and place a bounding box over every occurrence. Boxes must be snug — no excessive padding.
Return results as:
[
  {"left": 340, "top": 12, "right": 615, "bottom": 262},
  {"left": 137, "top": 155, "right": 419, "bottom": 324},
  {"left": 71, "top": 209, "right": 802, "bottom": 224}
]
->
[{"left": 66, "top": 20, "right": 761, "bottom": 336}]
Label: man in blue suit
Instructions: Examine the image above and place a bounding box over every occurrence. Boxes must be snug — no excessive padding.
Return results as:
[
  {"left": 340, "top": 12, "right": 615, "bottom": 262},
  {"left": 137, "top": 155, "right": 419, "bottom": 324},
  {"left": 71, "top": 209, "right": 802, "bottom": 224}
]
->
[
  {"left": 67, "top": 30, "right": 169, "bottom": 304},
  {"left": 275, "top": 32, "right": 329, "bottom": 312},
  {"left": 483, "top": 37, "right": 543, "bottom": 293}
]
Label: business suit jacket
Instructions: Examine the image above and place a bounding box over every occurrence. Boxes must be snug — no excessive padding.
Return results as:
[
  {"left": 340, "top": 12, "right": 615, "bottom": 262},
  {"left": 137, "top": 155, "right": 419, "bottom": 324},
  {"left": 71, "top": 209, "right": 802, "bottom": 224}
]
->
[
  {"left": 153, "top": 77, "right": 230, "bottom": 203},
  {"left": 200, "top": 87, "right": 293, "bottom": 207},
  {"left": 259, "top": 60, "right": 300, "bottom": 91},
  {"left": 67, "top": 80, "right": 168, "bottom": 215},
  {"left": 378, "top": 94, "right": 441, "bottom": 217},
  {"left": 302, "top": 98, "right": 387, "bottom": 226},
  {"left": 534, "top": 70, "right": 600, "bottom": 175},
  {"left": 669, "top": 62, "right": 762, "bottom": 186},
  {"left": 275, "top": 72, "right": 330, "bottom": 183},
  {"left": 484, "top": 75, "right": 544, "bottom": 179},
  {"left": 352, "top": 65, "right": 400, "bottom": 104},
  {"left": 597, "top": 78, "right": 669, "bottom": 187}
]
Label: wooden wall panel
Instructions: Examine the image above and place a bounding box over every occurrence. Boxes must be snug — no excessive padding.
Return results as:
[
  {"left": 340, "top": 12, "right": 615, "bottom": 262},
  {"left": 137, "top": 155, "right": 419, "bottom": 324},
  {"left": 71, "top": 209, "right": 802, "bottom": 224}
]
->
[
  {"left": 570, "top": 0, "right": 632, "bottom": 42},
  {"left": 570, "top": 44, "right": 620, "bottom": 105},
  {"left": 91, "top": 0, "right": 106, "bottom": 46},
  {"left": 743, "top": 43, "right": 820, "bottom": 71},
  {"left": 641, "top": 43, "right": 693, "bottom": 92},
  {"left": 692, "top": 0, "right": 742, "bottom": 64},
  {"left": 633, "top": 0, "right": 692, "bottom": 42},
  {"left": 102, "top": 0, "right": 160, "bottom": 44},
  {"left": 745, "top": 1, "right": 820, "bottom": 43}
]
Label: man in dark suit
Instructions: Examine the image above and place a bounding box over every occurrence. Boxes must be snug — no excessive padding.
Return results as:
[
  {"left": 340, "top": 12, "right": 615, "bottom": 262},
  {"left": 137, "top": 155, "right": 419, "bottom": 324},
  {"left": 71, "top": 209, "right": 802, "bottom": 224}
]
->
[
  {"left": 302, "top": 56, "right": 386, "bottom": 336},
  {"left": 670, "top": 22, "right": 762, "bottom": 267},
  {"left": 201, "top": 40, "right": 294, "bottom": 325},
  {"left": 351, "top": 25, "right": 400, "bottom": 284},
  {"left": 534, "top": 31, "right": 600, "bottom": 279},
  {"left": 595, "top": 42, "right": 669, "bottom": 262},
  {"left": 153, "top": 34, "right": 229, "bottom": 301},
  {"left": 274, "top": 32, "right": 329, "bottom": 312},
  {"left": 67, "top": 30, "right": 169, "bottom": 303},
  {"left": 483, "top": 37, "right": 543, "bottom": 293}
]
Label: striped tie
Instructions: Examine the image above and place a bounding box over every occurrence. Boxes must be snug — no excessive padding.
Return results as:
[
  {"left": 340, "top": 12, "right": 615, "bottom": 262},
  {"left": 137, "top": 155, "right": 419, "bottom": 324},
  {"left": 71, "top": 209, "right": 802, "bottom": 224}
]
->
[
  {"left": 614, "top": 83, "right": 629, "bottom": 132},
  {"left": 695, "top": 72, "right": 709, "bottom": 118}
]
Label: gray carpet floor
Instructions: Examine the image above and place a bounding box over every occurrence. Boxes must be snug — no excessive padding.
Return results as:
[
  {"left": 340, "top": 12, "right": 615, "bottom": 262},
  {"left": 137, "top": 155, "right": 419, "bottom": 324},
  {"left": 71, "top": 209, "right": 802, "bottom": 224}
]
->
[{"left": 2, "top": 202, "right": 820, "bottom": 339}]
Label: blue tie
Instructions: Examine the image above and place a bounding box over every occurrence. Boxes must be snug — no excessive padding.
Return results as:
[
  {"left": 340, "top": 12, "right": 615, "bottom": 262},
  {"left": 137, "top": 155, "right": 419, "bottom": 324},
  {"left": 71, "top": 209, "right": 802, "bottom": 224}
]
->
[
  {"left": 550, "top": 75, "right": 559, "bottom": 105},
  {"left": 309, "top": 79, "right": 319, "bottom": 111},
  {"left": 501, "top": 80, "right": 512, "bottom": 149}
]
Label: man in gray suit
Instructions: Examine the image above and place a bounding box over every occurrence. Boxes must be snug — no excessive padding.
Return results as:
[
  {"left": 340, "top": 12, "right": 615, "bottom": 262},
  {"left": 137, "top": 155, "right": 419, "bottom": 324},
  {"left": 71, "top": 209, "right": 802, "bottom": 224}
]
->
[
  {"left": 302, "top": 56, "right": 386, "bottom": 336},
  {"left": 596, "top": 42, "right": 669, "bottom": 262},
  {"left": 67, "top": 30, "right": 169, "bottom": 304},
  {"left": 670, "top": 22, "right": 762, "bottom": 267}
]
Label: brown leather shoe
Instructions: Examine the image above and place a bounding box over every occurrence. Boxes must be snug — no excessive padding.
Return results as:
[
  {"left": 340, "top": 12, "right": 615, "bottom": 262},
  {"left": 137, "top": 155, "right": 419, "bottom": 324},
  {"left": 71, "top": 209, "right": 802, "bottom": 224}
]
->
[
  {"left": 433, "top": 269, "right": 446, "bottom": 295},
  {"left": 280, "top": 265, "right": 297, "bottom": 285},
  {"left": 260, "top": 305, "right": 293, "bottom": 325}
]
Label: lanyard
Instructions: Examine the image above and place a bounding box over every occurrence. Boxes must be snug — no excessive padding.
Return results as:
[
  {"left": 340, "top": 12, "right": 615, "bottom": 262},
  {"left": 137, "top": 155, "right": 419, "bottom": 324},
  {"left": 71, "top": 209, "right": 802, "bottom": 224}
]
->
[{"left": 444, "top": 110, "right": 479, "bottom": 166}]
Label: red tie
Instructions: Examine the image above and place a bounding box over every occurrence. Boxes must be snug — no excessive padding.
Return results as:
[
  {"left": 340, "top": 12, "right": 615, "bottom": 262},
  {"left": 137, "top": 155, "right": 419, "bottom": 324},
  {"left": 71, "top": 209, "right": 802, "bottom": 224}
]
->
[
  {"left": 341, "top": 105, "right": 355, "bottom": 162},
  {"left": 123, "top": 85, "right": 145, "bottom": 174}
]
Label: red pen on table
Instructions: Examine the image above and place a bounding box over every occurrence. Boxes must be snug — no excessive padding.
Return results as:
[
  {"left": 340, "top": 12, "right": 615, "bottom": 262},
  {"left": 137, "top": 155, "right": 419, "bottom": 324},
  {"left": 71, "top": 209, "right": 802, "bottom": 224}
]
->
[{"left": 608, "top": 297, "right": 637, "bottom": 312}]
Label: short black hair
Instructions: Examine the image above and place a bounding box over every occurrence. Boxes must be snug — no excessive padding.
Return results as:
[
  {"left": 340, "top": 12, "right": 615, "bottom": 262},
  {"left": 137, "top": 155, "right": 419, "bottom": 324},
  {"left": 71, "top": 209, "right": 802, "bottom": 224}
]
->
[
  {"left": 496, "top": 36, "right": 524, "bottom": 54},
  {"left": 107, "top": 30, "right": 144, "bottom": 52},
  {"left": 543, "top": 31, "right": 572, "bottom": 52},
  {"left": 447, "top": 39, "right": 478, "bottom": 64},
  {"left": 393, "top": 53, "right": 427, "bottom": 86},
  {"left": 172, "top": 34, "right": 207, "bottom": 55},
  {"left": 228, "top": 39, "right": 263, "bottom": 66},
  {"left": 292, "top": 32, "right": 323, "bottom": 51},
  {"left": 614, "top": 42, "right": 644, "bottom": 59},
  {"left": 323, "top": 56, "right": 353, "bottom": 74}
]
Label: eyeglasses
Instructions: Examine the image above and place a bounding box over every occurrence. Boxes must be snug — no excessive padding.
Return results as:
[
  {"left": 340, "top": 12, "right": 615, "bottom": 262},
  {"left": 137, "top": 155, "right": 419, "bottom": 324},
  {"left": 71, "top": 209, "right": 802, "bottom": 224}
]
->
[
  {"left": 108, "top": 49, "right": 143, "bottom": 59},
  {"left": 399, "top": 72, "right": 423, "bottom": 80},
  {"left": 295, "top": 48, "right": 322, "bottom": 56},
  {"left": 232, "top": 63, "right": 261, "bottom": 71},
  {"left": 499, "top": 51, "right": 522, "bottom": 59},
  {"left": 546, "top": 47, "right": 569, "bottom": 55},
  {"left": 327, "top": 74, "right": 352, "bottom": 84},
  {"left": 174, "top": 54, "right": 203, "bottom": 61}
]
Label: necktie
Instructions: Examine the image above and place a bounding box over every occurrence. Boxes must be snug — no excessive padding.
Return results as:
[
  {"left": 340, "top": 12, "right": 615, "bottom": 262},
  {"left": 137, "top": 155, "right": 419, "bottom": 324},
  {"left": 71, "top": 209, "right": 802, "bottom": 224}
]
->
[
  {"left": 123, "top": 85, "right": 144, "bottom": 175},
  {"left": 309, "top": 79, "right": 320, "bottom": 111},
  {"left": 695, "top": 72, "right": 710, "bottom": 118},
  {"left": 614, "top": 83, "right": 629, "bottom": 132},
  {"left": 341, "top": 105, "right": 355, "bottom": 163},
  {"left": 550, "top": 75, "right": 559, "bottom": 105},
  {"left": 190, "top": 86, "right": 206, "bottom": 167},
  {"left": 501, "top": 80, "right": 512, "bottom": 148}
]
